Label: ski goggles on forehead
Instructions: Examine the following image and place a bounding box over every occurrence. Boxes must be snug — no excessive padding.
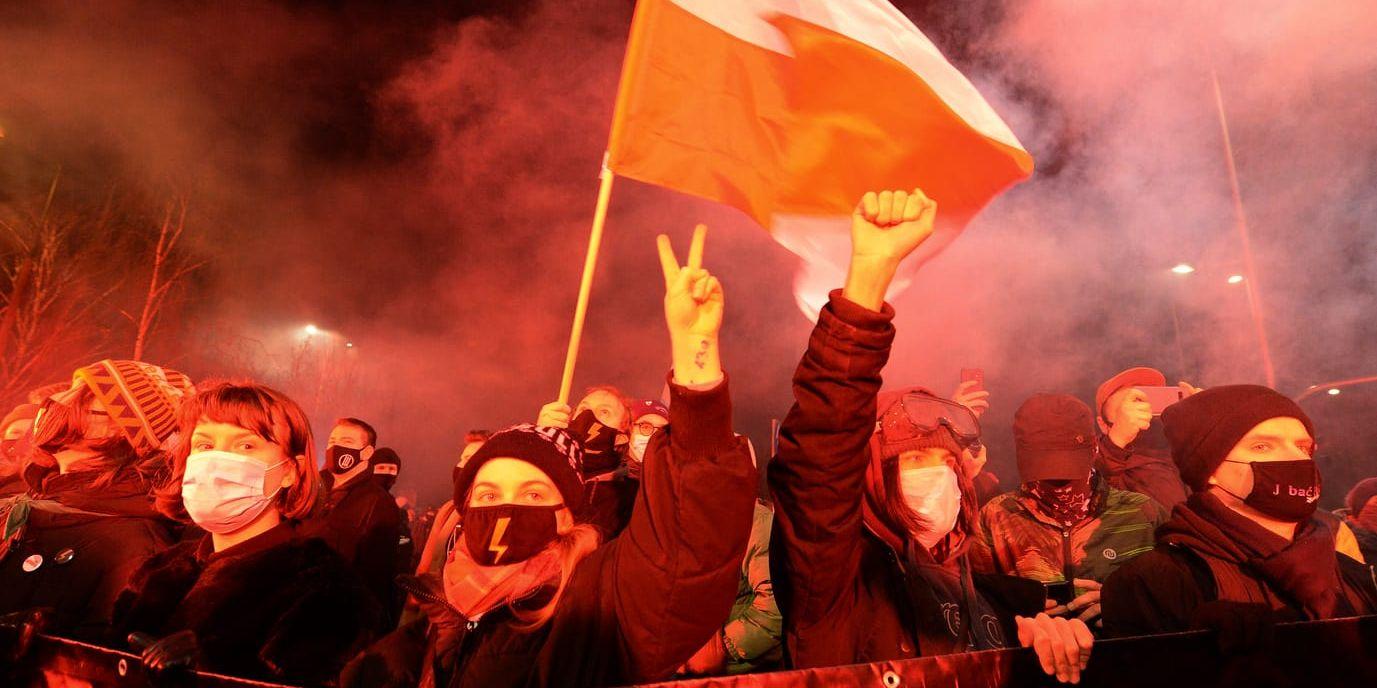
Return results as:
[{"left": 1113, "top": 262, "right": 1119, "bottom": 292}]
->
[{"left": 878, "top": 393, "right": 982, "bottom": 447}]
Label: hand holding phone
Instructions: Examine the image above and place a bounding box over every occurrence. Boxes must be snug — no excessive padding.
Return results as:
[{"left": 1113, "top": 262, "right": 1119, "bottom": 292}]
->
[{"left": 1135, "top": 385, "right": 1185, "bottom": 416}]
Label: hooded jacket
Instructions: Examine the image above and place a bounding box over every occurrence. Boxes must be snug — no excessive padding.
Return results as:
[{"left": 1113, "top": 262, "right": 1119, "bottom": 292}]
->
[
  {"left": 769, "top": 293, "right": 1042, "bottom": 669},
  {"left": 0, "top": 457, "right": 176, "bottom": 640},
  {"left": 1102, "top": 492, "right": 1377, "bottom": 638},
  {"left": 341, "top": 376, "right": 756, "bottom": 688}
]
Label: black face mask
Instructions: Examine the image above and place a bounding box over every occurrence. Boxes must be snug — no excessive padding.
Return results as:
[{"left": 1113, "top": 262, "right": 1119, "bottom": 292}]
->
[
  {"left": 327, "top": 445, "right": 366, "bottom": 475},
  {"left": 1221, "top": 459, "right": 1321, "bottom": 523},
  {"left": 463, "top": 504, "right": 561, "bottom": 566},
  {"left": 568, "top": 410, "right": 627, "bottom": 475}
]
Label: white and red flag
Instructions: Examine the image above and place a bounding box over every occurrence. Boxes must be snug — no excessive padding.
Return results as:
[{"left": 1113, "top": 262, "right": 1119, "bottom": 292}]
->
[{"left": 606, "top": 0, "right": 1034, "bottom": 316}]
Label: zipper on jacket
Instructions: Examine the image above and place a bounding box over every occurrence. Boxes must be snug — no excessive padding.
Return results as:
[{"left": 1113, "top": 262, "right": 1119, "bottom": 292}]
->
[{"left": 1061, "top": 530, "right": 1074, "bottom": 587}]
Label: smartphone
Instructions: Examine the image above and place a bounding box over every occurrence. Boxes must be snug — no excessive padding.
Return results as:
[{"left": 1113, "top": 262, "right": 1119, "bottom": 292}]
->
[
  {"left": 960, "top": 368, "right": 985, "bottom": 395},
  {"left": 1135, "top": 385, "right": 1185, "bottom": 416},
  {"left": 1044, "top": 580, "right": 1075, "bottom": 606}
]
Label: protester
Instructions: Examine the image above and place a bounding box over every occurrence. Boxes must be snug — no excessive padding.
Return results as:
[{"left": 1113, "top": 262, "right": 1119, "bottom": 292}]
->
[
  {"left": 769, "top": 190, "right": 1094, "bottom": 684},
  {"left": 1094, "top": 367, "right": 1193, "bottom": 508},
  {"left": 301, "top": 417, "right": 403, "bottom": 629},
  {"left": 974, "top": 394, "right": 1166, "bottom": 628},
  {"left": 1343, "top": 478, "right": 1377, "bottom": 563},
  {"left": 537, "top": 386, "right": 636, "bottom": 535},
  {"left": 0, "top": 404, "right": 39, "bottom": 497},
  {"left": 372, "top": 446, "right": 402, "bottom": 492},
  {"left": 340, "top": 224, "right": 756, "bottom": 688},
  {"left": 414, "top": 431, "right": 493, "bottom": 586},
  {"left": 1102, "top": 385, "right": 1377, "bottom": 643},
  {"left": 626, "top": 398, "right": 669, "bottom": 479},
  {"left": 679, "top": 499, "right": 782, "bottom": 677},
  {"left": 0, "top": 360, "right": 190, "bottom": 640},
  {"left": 113, "top": 381, "right": 379, "bottom": 684}
]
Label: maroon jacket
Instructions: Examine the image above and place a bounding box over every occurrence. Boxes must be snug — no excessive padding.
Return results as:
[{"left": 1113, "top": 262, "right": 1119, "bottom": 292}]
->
[{"left": 769, "top": 293, "right": 1040, "bottom": 669}]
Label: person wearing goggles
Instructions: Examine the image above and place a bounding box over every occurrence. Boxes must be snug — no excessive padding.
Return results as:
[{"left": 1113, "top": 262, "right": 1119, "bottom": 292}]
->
[{"left": 769, "top": 189, "right": 1094, "bottom": 684}]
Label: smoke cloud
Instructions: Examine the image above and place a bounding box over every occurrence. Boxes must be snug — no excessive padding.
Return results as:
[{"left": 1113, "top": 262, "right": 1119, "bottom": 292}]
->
[{"left": 1, "top": 0, "right": 1373, "bottom": 506}]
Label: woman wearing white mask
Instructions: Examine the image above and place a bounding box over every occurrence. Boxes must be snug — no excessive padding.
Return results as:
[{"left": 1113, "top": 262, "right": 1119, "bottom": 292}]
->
[
  {"left": 769, "top": 189, "right": 1095, "bottom": 684},
  {"left": 112, "top": 382, "right": 379, "bottom": 685}
]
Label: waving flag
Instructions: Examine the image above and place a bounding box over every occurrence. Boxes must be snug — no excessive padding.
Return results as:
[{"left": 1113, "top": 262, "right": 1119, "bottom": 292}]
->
[{"left": 607, "top": 0, "right": 1033, "bottom": 316}]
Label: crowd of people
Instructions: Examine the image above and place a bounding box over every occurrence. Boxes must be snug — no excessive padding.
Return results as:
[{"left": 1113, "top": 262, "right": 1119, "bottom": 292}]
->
[{"left": 0, "top": 189, "right": 1373, "bottom": 687}]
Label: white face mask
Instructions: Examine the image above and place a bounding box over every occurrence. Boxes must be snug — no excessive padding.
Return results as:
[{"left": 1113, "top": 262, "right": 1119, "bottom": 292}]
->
[
  {"left": 181, "top": 450, "right": 287, "bottom": 535},
  {"left": 628, "top": 434, "right": 652, "bottom": 461},
  {"left": 899, "top": 464, "right": 962, "bottom": 550}
]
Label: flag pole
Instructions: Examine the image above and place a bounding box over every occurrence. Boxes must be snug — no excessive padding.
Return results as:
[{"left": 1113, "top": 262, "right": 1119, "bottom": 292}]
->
[
  {"left": 1209, "top": 66, "right": 1277, "bottom": 388},
  {"left": 557, "top": 152, "right": 616, "bottom": 405}
]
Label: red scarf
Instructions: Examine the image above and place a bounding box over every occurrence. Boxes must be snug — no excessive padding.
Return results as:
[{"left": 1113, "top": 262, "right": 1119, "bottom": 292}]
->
[
  {"left": 1159, "top": 492, "right": 1345, "bottom": 619},
  {"left": 442, "top": 540, "right": 561, "bottom": 620}
]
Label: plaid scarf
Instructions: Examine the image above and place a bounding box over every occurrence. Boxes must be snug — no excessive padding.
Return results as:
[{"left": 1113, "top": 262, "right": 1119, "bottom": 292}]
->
[{"left": 442, "top": 538, "right": 561, "bottom": 620}]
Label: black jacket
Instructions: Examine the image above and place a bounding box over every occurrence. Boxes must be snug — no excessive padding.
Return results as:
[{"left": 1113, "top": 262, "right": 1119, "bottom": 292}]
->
[
  {"left": 342, "top": 376, "right": 756, "bottom": 688},
  {"left": 0, "top": 466, "right": 175, "bottom": 640},
  {"left": 769, "top": 293, "right": 1041, "bottom": 669},
  {"left": 112, "top": 523, "right": 379, "bottom": 685},
  {"left": 1102, "top": 499, "right": 1377, "bottom": 638},
  {"left": 302, "top": 469, "right": 402, "bottom": 625}
]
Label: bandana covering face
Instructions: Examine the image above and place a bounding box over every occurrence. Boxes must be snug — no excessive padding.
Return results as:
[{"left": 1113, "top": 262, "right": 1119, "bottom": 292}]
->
[{"left": 1024, "top": 476, "right": 1093, "bottom": 528}]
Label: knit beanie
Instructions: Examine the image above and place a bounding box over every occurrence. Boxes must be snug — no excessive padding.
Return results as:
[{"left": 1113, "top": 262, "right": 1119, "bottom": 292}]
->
[
  {"left": 1014, "top": 394, "right": 1096, "bottom": 483},
  {"left": 72, "top": 359, "right": 195, "bottom": 456},
  {"left": 875, "top": 387, "right": 968, "bottom": 461},
  {"left": 1346, "top": 478, "right": 1377, "bottom": 515},
  {"left": 453, "top": 424, "right": 586, "bottom": 511},
  {"left": 1161, "top": 384, "right": 1314, "bottom": 491}
]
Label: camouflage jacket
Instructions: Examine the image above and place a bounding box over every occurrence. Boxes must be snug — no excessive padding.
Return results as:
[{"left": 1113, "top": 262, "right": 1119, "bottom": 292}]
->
[{"left": 972, "top": 476, "right": 1166, "bottom": 586}]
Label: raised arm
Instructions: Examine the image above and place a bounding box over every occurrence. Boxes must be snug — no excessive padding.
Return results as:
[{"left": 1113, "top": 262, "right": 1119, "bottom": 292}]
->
[
  {"left": 610, "top": 225, "right": 756, "bottom": 680},
  {"left": 769, "top": 190, "right": 937, "bottom": 652}
]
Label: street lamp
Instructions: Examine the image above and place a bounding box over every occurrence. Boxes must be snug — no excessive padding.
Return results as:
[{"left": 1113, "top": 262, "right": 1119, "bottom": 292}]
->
[
  {"left": 1171, "top": 264, "right": 1196, "bottom": 275},
  {"left": 1327, "top": 388, "right": 1341, "bottom": 396},
  {"left": 1227, "top": 274, "right": 1244, "bottom": 285},
  {"left": 303, "top": 324, "right": 319, "bottom": 336}
]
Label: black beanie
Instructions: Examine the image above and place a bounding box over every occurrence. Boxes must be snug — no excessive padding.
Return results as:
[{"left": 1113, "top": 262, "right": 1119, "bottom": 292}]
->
[
  {"left": 1346, "top": 478, "right": 1377, "bottom": 515},
  {"left": 1161, "top": 384, "right": 1314, "bottom": 491},
  {"left": 453, "top": 424, "right": 586, "bottom": 511}
]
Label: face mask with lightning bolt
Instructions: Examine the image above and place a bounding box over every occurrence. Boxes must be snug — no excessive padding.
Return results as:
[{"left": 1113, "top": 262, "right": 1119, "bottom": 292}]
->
[{"left": 463, "top": 504, "right": 563, "bottom": 567}]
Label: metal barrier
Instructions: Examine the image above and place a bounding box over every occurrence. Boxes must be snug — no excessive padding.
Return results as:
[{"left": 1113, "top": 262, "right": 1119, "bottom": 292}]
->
[{"left": 5, "top": 616, "right": 1376, "bottom": 687}]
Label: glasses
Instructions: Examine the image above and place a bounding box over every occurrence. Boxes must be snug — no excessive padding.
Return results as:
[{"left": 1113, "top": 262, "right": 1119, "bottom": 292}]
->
[
  {"left": 879, "top": 392, "right": 982, "bottom": 447},
  {"left": 633, "top": 421, "right": 664, "bottom": 436}
]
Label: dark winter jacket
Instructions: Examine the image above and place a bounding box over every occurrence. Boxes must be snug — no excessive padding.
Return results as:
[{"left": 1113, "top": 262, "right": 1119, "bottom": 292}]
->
[
  {"left": 973, "top": 474, "right": 1166, "bottom": 585},
  {"left": 301, "top": 469, "right": 403, "bottom": 627},
  {"left": 0, "top": 463, "right": 175, "bottom": 640},
  {"left": 341, "top": 376, "right": 756, "bottom": 688},
  {"left": 1095, "top": 434, "right": 1189, "bottom": 509},
  {"left": 768, "top": 293, "right": 1043, "bottom": 669},
  {"left": 112, "top": 522, "right": 379, "bottom": 685},
  {"left": 1102, "top": 492, "right": 1377, "bottom": 638}
]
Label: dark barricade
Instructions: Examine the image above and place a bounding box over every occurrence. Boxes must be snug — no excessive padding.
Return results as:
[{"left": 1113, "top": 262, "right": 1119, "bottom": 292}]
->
[
  {"left": 3, "top": 633, "right": 298, "bottom": 687},
  {"left": 639, "top": 615, "right": 1377, "bottom": 688},
  {"left": 4, "top": 616, "right": 1376, "bottom": 687}
]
